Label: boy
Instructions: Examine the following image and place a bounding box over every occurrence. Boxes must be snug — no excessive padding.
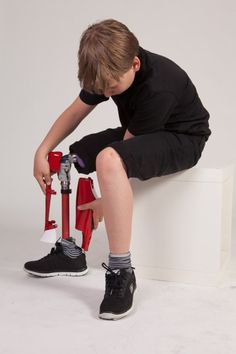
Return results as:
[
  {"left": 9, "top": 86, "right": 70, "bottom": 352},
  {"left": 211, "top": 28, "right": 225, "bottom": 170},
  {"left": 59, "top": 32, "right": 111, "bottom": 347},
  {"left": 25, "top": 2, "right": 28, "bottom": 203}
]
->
[{"left": 24, "top": 19, "right": 211, "bottom": 320}]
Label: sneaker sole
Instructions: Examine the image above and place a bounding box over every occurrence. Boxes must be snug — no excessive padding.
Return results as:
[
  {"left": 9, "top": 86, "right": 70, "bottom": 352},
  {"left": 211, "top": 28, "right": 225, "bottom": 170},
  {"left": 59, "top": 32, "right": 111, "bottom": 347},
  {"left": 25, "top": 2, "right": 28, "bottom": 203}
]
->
[
  {"left": 23, "top": 267, "right": 89, "bottom": 277},
  {"left": 99, "top": 303, "right": 135, "bottom": 320}
]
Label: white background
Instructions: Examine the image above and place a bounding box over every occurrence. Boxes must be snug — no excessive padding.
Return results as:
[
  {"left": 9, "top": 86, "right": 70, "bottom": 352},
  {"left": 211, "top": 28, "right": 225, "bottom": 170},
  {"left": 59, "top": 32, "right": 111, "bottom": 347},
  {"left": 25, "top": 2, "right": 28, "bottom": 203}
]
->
[{"left": 1, "top": 0, "right": 235, "bottom": 242}]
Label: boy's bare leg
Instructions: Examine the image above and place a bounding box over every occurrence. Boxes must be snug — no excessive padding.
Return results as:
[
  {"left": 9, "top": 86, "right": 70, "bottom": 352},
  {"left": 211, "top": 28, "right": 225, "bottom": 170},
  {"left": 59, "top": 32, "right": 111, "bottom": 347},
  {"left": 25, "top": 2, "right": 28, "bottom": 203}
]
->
[
  {"left": 96, "top": 147, "right": 133, "bottom": 254},
  {"left": 96, "top": 147, "right": 136, "bottom": 320}
]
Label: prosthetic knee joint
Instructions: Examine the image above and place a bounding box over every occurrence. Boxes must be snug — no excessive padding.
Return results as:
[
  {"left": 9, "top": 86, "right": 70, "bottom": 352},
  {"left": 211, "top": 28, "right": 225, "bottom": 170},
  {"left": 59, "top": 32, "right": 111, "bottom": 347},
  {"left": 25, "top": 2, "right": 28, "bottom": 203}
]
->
[{"left": 41, "top": 151, "right": 97, "bottom": 251}]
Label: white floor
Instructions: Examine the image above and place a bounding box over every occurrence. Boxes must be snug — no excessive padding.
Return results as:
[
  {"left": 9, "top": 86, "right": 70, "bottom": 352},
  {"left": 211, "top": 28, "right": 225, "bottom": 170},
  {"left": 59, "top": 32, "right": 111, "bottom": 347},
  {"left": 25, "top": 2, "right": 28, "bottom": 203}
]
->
[{"left": 1, "top": 227, "right": 236, "bottom": 354}]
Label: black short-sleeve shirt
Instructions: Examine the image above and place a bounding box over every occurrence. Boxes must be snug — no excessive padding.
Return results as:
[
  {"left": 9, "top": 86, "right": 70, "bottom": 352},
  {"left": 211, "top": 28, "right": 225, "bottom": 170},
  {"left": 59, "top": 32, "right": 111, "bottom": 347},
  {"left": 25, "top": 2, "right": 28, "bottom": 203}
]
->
[{"left": 79, "top": 47, "right": 211, "bottom": 139}]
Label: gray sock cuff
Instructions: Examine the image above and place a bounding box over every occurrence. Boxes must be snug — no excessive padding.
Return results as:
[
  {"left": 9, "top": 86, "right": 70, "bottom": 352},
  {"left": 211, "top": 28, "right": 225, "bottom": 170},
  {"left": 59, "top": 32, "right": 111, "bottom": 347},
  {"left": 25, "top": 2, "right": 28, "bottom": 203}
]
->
[
  {"left": 109, "top": 251, "right": 131, "bottom": 258},
  {"left": 61, "top": 238, "right": 83, "bottom": 259},
  {"left": 108, "top": 251, "right": 132, "bottom": 270}
]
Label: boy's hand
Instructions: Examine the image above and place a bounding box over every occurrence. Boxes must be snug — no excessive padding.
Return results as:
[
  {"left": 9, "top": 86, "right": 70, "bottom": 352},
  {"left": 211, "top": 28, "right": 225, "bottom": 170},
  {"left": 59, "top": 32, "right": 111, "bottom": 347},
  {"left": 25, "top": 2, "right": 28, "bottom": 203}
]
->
[
  {"left": 34, "top": 152, "right": 52, "bottom": 194},
  {"left": 78, "top": 198, "right": 103, "bottom": 230}
]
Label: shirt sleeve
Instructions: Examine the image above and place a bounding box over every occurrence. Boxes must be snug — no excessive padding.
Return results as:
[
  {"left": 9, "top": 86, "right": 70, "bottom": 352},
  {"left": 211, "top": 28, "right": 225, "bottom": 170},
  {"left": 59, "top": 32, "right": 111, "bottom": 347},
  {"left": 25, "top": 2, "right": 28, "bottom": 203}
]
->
[
  {"left": 79, "top": 89, "right": 109, "bottom": 105},
  {"left": 127, "top": 91, "right": 177, "bottom": 135}
]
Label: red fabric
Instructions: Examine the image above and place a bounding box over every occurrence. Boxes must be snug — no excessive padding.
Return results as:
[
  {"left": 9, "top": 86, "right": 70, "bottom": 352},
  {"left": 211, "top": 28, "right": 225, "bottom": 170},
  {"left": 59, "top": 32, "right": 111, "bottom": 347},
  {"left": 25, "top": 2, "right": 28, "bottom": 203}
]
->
[{"left": 76, "top": 178, "right": 96, "bottom": 251}]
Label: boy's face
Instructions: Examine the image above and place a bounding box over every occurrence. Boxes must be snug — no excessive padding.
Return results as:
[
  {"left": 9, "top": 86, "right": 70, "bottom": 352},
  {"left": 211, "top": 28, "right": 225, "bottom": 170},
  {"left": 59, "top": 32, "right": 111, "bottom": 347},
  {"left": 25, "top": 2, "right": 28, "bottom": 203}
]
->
[{"left": 103, "top": 57, "right": 140, "bottom": 97}]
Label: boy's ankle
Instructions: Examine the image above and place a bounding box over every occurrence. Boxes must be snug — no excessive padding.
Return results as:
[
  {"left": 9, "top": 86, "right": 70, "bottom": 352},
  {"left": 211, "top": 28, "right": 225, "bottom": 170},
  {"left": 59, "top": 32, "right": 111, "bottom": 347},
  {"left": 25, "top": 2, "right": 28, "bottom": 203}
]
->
[{"left": 108, "top": 251, "right": 132, "bottom": 270}]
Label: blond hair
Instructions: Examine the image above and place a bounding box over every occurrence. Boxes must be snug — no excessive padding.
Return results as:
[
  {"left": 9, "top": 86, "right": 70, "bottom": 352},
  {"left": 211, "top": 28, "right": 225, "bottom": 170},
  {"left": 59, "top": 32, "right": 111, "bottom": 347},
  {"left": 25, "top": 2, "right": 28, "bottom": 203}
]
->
[{"left": 78, "top": 19, "right": 139, "bottom": 94}]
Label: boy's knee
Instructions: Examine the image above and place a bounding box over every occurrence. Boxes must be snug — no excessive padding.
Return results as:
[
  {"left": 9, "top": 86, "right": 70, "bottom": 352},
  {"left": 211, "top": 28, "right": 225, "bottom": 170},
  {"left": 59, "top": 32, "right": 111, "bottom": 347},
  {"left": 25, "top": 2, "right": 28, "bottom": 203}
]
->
[
  {"left": 96, "top": 147, "right": 127, "bottom": 173},
  {"left": 96, "top": 147, "right": 117, "bottom": 167}
]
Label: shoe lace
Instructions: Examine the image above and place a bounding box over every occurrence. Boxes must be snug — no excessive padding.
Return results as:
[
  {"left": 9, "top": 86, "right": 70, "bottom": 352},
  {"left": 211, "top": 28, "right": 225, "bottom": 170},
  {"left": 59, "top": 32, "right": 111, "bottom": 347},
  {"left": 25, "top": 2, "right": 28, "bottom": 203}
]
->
[
  {"left": 102, "top": 263, "right": 130, "bottom": 298},
  {"left": 45, "top": 242, "right": 63, "bottom": 258}
]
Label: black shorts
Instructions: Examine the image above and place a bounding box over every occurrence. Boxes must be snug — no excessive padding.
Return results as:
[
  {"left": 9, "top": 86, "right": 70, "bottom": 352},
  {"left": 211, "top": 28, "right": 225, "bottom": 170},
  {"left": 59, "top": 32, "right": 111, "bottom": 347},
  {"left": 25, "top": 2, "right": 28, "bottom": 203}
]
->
[{"left": 69, "top": 127, "right": 207, "bottom": 180}]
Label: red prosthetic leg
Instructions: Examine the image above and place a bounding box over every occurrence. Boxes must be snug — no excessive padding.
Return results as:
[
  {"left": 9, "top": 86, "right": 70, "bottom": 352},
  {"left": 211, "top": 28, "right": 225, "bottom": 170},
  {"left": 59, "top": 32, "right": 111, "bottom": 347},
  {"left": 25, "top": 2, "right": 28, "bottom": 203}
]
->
[
  {"left": 40, "top": 151, "right": 97, "bottom": 250},
  {"left": 41, "top": 152, "right": 62, "bottom": 243}
]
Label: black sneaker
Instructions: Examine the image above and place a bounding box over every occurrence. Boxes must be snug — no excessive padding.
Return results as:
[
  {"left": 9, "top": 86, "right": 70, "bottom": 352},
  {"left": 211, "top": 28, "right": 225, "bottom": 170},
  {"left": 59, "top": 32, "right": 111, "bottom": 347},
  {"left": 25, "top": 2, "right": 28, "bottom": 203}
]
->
[
  {"left": 24, "top": 242, "right": 88, "bottom": 277},
  {"left": 99, "top": 263, "right": 137, "bottom": 320}
]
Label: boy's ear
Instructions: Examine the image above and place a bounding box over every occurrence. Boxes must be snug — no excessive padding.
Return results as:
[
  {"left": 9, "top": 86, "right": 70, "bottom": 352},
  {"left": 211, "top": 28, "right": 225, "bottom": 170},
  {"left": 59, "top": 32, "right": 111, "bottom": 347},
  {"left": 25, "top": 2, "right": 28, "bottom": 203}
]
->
[{"left": 133, "top": 56, "right": 141, "bottom": 72}]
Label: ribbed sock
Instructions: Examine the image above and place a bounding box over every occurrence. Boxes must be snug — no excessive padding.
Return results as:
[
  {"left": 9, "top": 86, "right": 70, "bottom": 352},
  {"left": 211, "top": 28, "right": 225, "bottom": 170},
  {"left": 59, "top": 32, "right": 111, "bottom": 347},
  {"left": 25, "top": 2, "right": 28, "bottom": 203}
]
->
[
  {"left": 108, "top": 252, "right": 132, "bottom": 272},
  {"left": 60, "top": 237, "right": 83, "bottom": 258}
]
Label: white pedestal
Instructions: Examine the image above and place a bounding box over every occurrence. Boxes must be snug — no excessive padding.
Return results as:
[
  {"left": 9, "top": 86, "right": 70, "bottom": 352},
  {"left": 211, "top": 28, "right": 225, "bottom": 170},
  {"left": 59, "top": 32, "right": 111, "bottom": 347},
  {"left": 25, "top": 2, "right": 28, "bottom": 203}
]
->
[{"left": 130, "top": 165, "right": 234, "bottom": 286}]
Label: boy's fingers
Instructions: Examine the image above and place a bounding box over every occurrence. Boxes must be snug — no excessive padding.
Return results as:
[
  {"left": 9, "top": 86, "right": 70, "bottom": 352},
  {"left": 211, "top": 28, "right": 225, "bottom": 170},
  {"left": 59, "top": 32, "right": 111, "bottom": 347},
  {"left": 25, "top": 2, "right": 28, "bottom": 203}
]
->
[
  {"left": 93, "top": 215, "right": 103, "bottom": 230},
  {"left": 36, "top": 176, "right": 46, "bottom": 194},
  {"left": 93, "top": 218, "right": 98, "bottom": 229},
  {"left": 78, "top": 203, "right": 91, "bottom": 210},
  {"left": 40, "top": 184, "right": 46, "bottom": 194},
  {"left": 93, "top": 211, "right": 103, "bottom": 229},
  {"left": 77, "top": 204, "right": 103, "bottom": 229},
  {"left": 44, "top": 174, "right": 52, "bottom": 186}
]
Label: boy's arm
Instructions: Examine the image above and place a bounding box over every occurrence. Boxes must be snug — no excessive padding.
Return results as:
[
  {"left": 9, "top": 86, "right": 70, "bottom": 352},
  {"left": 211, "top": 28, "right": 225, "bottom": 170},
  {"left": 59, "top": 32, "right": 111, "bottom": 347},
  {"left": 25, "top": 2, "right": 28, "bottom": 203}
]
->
[
  {"left": 123, "top": 129, "right": 135, "bottom": 140},
  {"left": 36, "top": 96, "right": 96, "bottom": 157},
  {"left": 34, "top": 96, "right": 96, "bottom": 192}
]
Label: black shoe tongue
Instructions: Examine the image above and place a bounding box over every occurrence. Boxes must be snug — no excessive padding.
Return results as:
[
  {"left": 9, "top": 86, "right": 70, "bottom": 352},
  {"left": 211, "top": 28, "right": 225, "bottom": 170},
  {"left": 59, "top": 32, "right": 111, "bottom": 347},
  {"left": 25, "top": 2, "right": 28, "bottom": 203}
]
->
[
  {"left": 107, "top": 269, "right": 120, "bottom": 275},
  {"left": 112, "top": 269, "right": 120, "bottom": 275}
]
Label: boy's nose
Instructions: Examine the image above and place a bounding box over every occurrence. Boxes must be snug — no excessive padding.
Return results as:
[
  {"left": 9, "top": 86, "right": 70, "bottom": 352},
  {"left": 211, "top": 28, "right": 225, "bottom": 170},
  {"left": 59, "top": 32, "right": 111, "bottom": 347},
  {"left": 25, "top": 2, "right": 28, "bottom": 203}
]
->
[
  {"left": 104, "top": 91, "right": 111, "bottom": 97},
  {"left": 104, "top": 89, "right": 115, "bottom": 97}
]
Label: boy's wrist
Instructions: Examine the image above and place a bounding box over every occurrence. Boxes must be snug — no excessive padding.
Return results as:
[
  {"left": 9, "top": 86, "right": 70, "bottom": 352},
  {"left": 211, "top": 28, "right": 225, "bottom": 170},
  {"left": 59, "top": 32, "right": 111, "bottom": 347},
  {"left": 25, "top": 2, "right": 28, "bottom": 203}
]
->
[{"left": 35, "top": 146, "right": 50, "bottom": 159}]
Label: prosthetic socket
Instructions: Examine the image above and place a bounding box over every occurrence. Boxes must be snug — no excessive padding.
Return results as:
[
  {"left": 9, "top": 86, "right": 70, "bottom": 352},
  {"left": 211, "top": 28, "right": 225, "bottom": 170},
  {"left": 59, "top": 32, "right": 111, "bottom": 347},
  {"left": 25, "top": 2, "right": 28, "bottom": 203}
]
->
[{"left": 41, "top": 151, "right": 97, "bottom": 251}]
